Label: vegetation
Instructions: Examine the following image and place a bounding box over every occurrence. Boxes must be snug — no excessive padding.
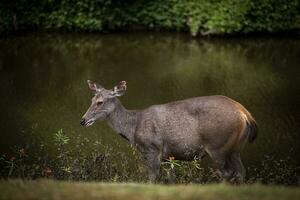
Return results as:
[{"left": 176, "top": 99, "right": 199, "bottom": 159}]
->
[
  {"left": 0, "top": 129, "right": 298, "bottom": 185},
  {"left": 1, "top": 180, "right": 300, "bottom": 200},
  {"left": 0, "top": 0, "right": 299, "bottom": 36}
]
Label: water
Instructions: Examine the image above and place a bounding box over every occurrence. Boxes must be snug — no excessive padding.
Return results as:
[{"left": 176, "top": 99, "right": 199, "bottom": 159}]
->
[{"left": 0, "top": 33, "right": 299, "bottom": 168}]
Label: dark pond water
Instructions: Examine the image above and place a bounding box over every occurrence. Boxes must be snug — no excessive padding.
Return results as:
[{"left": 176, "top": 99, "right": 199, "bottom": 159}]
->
[{"left": 0, "top": 33, "right": 299, "bottom": 169}]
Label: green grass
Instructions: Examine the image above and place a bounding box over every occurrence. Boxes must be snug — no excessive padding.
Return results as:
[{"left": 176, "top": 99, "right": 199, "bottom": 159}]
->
[{"left": 0, "top": 180, "right": 299, "bottom": 200}]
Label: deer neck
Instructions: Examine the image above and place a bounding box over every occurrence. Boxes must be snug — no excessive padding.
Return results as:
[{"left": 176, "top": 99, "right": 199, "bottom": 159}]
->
[{"left": 106, "top": 99, "right": 137, "bottom": 144}]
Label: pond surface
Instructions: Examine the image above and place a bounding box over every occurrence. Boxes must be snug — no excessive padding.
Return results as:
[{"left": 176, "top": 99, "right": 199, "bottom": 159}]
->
[{"left": 0, "top": 33, "right": 299, "bottom": 167}]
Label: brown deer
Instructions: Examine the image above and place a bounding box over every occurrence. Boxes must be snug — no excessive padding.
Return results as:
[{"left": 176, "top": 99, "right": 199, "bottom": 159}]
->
[{"left": 81, "top": 80, "right": 257, "bottom": 183}]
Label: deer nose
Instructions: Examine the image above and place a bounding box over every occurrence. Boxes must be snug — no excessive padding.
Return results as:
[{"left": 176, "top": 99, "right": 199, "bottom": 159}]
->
[{"left": 80, "top": 118, "right": 86, "bottom": 126}]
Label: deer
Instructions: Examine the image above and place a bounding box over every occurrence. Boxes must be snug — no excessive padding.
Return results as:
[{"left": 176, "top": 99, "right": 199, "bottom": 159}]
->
[{"left": 80, "top": 80, "right": 257, "bottom": 184}]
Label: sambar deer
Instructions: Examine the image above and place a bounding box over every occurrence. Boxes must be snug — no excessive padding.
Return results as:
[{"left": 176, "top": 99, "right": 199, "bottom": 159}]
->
[{"left": 81, "top": 80, "right": 257, "bottom": 183}]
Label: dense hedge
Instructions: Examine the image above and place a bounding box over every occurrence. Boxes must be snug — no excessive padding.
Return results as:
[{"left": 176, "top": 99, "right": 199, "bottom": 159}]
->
[{"left": 1, "top": 0, "right": 300, "bottom": 35}]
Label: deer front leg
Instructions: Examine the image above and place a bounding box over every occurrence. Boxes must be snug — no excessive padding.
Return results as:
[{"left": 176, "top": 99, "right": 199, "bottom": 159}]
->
[
  {"left": 143, "top": 150, "right": 162, "bottom": 183},
  {"left": 136, "top": 120, "right": 163, "bottom": 183}
]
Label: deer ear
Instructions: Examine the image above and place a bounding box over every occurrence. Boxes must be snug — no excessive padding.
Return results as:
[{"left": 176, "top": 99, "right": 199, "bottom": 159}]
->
[
  {"left": 87, "top": 80, "right": 103, "bottom": 93},
  {"left": 110, "top": 81, "right": 127, "bottom": 97}
]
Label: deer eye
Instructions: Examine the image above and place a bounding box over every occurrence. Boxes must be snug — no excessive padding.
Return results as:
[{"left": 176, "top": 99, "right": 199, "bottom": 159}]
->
[{"left": 96, "top": 101, "right": 103, "bottom": 106}]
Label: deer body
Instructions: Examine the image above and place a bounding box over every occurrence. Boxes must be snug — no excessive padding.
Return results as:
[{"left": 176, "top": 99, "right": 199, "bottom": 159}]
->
[{"left": 81, "top": 81, "right": 257, "bottom": 183}]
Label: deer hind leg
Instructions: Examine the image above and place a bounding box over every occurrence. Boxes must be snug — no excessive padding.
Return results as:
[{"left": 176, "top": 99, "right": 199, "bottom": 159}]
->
[
  {"left": 207, "top": 150, "right": 233, "bottom": 182},
  {"left": 228, "top": 152, "right": 245, "bottom": 184}
]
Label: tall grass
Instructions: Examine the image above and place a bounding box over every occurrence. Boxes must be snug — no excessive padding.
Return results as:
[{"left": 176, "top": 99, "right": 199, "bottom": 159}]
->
[{"left": 0, "top": 129, "right": 298, "bottom": 185}]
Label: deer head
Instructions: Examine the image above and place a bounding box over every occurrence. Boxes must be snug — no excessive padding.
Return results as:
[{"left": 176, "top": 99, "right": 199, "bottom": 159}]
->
[{"left": 80, "top": 80, "right": 127, "bottom": 126}]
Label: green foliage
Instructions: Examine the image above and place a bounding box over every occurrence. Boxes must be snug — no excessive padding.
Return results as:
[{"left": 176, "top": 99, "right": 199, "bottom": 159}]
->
[
  {"left": 54, "top": 129, "right": 69, "bottom": 145},
  {"left": 0, "top": 0, "right": 299, "bottom": 35},
  {"left": 0, "top": 129, "right": 298, "bottom": 184},
  {"left": 0, "top": 129, "right": 147, "bottom": 182},
  {"left": 204, "top": 0, "right": 249, "bottom": 34}
]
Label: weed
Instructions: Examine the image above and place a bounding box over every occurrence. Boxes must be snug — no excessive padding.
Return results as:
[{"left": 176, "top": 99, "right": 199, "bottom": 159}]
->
[{"left": 0, "top": 129, "right": 298, "bottom": 185}]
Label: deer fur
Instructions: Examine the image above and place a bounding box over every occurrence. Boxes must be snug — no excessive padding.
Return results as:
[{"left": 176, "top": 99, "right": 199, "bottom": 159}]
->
[{"left": 81, "top": 80, "right": 257, "bottom": 183}]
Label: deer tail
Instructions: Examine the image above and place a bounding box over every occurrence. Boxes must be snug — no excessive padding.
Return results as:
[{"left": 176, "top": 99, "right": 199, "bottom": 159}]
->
[{"left": 243, "top": 110, "right": 258, "bottom": 143}]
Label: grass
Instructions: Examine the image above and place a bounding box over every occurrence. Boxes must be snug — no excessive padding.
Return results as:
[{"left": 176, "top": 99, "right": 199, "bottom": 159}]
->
[{"left": 0, "top": 180, "right": 299, "bottom": 200}]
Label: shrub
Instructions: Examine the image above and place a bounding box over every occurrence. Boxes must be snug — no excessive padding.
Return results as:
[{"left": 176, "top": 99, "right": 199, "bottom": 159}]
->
[
  {"left": 0, "top": 0, "right": 299, "bottom": 35},
  {"left": 0, "top": 129, "right": 298, "bottom": 185}
]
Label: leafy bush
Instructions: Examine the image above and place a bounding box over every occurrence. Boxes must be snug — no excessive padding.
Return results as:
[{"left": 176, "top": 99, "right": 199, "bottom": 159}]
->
[
  {"left": 0, "top": 129, "right": 146, "bottom": 182},
  {"left": 0, "top": 0, "right": 299, "bottom": 35},
  {"left": 0, "top": 129, "right": 298, "bottom": 185}
]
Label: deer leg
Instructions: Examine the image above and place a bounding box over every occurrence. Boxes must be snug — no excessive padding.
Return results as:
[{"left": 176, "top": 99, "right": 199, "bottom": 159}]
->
[
  {"left": 198, "top": 146, "right": 207, "bottom": 160},
  {"left": 207, "top": 150, "right": 233, "bottom": 182},
  {"left": 143, "top": 150, "right": 162, "bottom": 183},
  {"left": 228, "top": 152, "right": 245, "bottom": 184}
]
